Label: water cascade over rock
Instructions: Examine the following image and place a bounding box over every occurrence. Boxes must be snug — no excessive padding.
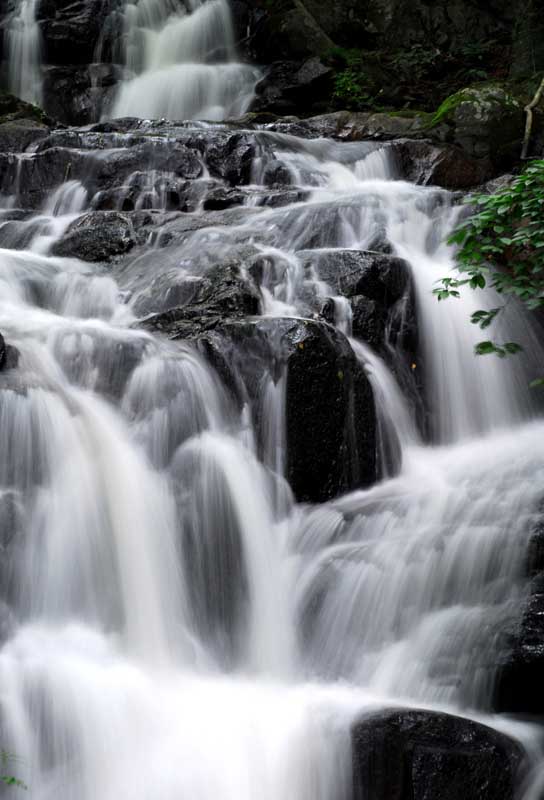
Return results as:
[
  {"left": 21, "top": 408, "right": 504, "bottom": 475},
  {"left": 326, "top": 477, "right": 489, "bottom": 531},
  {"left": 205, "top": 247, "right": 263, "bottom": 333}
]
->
[
  {"left": 0, "top": 107, "right": 543, "bottom": 800},
  {"left": 4, "top": 0, "right": 43, "bottom": 105},
  {"left": 108, "top": 0, "right": 260, "bottom": 120}
]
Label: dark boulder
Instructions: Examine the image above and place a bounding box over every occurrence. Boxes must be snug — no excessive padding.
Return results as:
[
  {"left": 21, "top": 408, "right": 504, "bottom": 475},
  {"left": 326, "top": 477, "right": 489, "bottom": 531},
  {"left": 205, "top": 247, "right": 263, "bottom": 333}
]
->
[
  {"left": 430, "top": 86, "right": 525, "bottom": 169},
  {"left": 261, "top": 159, "right": 293, "bottom": 188},
  {"left": 14, "top": 147, "right": 87, "bottom": 208},
  {"left": 391, "top": 139, "right": 492, "bottom": 189},
  {"left": 243, "top": 1, "right": 335, "bottom": 62},
  {"left": 91, "top": 141, "right": 203, "bottom": 192},
  {"left": 251, "top": 58, "right": 333, "bottom": 116},
  {"left": 494, "top": 579, "right": 544, "bottom": 715},
  {"left": 494, "top": 512, "right": 544, "bottom": 714},
  {"left": 303, "top": 110, "right": 431, "bottom": 142},
  {"left": 204, "top": 133, "right": 259, "bottom": 186},
  {"left": 0, "top": 91, "right": 52, "bottom": 125},
  {"left": 51, "top": 211, "right": 136, "bottom": 262},
  {"left": 0, "top": 332, "right": 8, "bottom": 370},
  {"left": 352, "top": 707, "right": 526, "bottom": 800},
  {"left": 350, "top": 296, "right": 387, "bottom": 349},
  {"left": 257, "top": 189, "right": 308, "bottom": 208},
  {"left": 42, "top": 64, "right": 121, "bottom": 126},
  {"left": 38, "top": 0, "right": 110, "bottom": 64},
  {"left": 200, "top": 317, "right": 376, "bottom": 502},
  {"left": 283, "top": 318, "right": 375, "bottom": 501},
  {"left": 0, "top": 118, "right": 50, "bottom": 153},
  {"left": 12, "top": 138, "right": 203, "bottom": 208},
  {"left": 297, "top": 249, "right": 411, "bottom": 306},
  {"left": 0, "top": 333, "right": 19, "bottom": 371},
  {"left": 202, "top": 186, "right": 246, "bottom": 211},
  {"left": 140, "top": 260, "right": 261, "bottom": 337}
]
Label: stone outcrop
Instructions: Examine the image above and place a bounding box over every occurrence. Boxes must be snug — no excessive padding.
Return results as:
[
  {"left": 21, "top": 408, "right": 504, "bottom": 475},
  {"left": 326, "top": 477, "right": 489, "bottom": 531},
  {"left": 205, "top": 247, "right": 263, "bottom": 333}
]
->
[
  {"left": 205, "top": 318, "right": 377, "bottom": 503},
  {"left": 51, "top": 211, "right": 137, "bottom": 262},
  {"left": 352, "top": 707, "right": 527, "bottom": 800},
  {"left": 0, "top": 332, "right": 19, "bottom": 372},
  {"left": 494, "top": 509, "right": 544, "bottom": 714}
]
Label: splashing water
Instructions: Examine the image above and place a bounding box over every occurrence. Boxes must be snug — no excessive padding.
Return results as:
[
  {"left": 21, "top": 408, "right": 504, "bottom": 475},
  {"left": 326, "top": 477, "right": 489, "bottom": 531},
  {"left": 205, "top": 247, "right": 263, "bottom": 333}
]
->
[{"left": 0, "top": 128, "right": 543, "bottom": 798}]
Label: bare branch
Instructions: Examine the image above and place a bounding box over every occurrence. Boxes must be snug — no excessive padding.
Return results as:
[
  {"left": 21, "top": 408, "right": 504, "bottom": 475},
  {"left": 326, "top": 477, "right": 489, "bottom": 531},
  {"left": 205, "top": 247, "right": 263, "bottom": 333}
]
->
[{"left": 521, "top": 76, "right": 544, "bottom": 160}]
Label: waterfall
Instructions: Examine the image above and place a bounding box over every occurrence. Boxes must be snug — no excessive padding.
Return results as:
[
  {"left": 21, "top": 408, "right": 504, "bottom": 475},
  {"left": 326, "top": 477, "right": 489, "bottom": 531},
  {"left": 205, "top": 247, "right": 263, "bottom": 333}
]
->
[
  {"left": 0, "top": 124, "right": 543, "bottom": 798},
  {"left": 4, "top": 0, "right": 43, "bottom": 105},
  {"left": 109, "top": 0, "right": 260, "bottom": 120}
]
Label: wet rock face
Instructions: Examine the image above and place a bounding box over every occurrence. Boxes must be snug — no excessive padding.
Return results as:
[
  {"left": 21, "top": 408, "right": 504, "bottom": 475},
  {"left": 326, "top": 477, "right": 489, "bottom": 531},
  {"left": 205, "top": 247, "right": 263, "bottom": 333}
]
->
[
  {"left": 239, "top": 0, "right": 518, "bottom": 63},
  {"left": 390, "top": 139, "right": 492, "bottom": 190},
  {"left": 0, "top": 332, "right": 19, "bottom": 372},
  {"left": 0, "top": 118, "right": 50, "bottom": 153},
  {"left": 140, "top": 261, "right": 262, "bottom": 338},
  {"left": 297, "top": 247, "right": 419, "bottom": 385},
  {"left": 204, "top": 132, "right": 259, "bottom": 186},
  {"left": 195, "top": 318, "right": 377, "bottom": 503},
  {"left": 42, "top": 64, "right": 121, "bottom": 126},
  {"left": 430, "top": 86, "right": 526, "bottom": 169},
  {"left": 298, "top": 249, "right": 410, "bottom": 306},
  {"left": 37, "top": 0, "right": 110, "bottom": 65},
  {"left": 283, "top": 318, "right": 376, "bottom": 502},
  {"left": 51, "top": 211, "right": 136, "bottom": 262},
  {"left": 0, "top": 333, "right": 7, "bottom": 371},
  {"left": 251, "top": 58, "right": 333, "bottom": 117},
  {"left": 352, "top": 708, "right": 526, "bottom": 800},
  {"left": 495, "top": 584, "right": 544, "bottom": 714},
  {"left": 494, "top": 512, "right": 544, "bottom": 714}
]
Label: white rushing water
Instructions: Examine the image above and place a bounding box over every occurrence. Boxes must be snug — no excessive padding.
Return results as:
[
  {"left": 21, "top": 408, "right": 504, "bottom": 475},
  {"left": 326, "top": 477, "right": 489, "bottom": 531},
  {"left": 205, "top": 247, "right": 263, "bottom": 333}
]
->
[
  {"left": 4, "top": 0, "right": 43, "bottom": 105},
  {"left": 109, "top": 0, "right": 260, "bottom": 120},
  {"left": 0, "top": 130, "right": 543, "bottom": 798}
]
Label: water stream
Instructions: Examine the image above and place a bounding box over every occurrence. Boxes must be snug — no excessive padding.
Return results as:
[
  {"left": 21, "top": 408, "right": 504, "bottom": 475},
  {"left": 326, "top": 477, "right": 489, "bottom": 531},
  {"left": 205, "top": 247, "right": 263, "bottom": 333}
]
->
[
  {"left": 0, "top": 127, "right": 543, "bottom": 798},
  {"left": 4, "top": 0, "right": 43, "bottom": 105},
  {"left": 108, "top": 0, "right": 260, "bottom": 120}
]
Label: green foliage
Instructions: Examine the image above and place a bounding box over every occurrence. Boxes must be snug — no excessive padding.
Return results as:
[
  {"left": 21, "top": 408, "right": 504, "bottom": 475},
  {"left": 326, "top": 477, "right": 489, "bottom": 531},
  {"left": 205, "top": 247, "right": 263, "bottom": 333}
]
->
[
  {"left": 1, "top": 776, "right": 27, "bottom": 790},
  {"left": 430, "top": 89, "right": 472, "bottom": 126},
  {"left": 434, "top": 159, "right": 544, "bottom": 360},
  {"left": 325, "top": 48, "right": 379, "bottom": 110},
  {"left": 386, "top": 40, "right": 500, "bottom": 110},
  {"left": 333, "top": 70, "right": 375, "bottom": 109},
  {"left": 390, "top": 44, "right": 442, "bottom": 83},
  {"left": 0, "top": 751, "right": 27, "bottom": 791},
  {"left": 324, "top": 39, "right": 506, "bottom": 113},
  {"left": 455, "top": 39, "right": 499, "bottom": 82}
]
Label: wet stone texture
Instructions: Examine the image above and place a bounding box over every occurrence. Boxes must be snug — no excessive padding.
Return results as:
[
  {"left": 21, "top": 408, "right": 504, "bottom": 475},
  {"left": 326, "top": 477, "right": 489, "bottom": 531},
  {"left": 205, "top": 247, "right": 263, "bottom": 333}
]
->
[
  {"left": 494, "top": 508, "right": 544, "bottom": 715},
  {"left": 352, "top": 708, "right": 527, "bottom": 800},
  {"left": 194, "top": 318, "right": 377, "bottom": 503}
]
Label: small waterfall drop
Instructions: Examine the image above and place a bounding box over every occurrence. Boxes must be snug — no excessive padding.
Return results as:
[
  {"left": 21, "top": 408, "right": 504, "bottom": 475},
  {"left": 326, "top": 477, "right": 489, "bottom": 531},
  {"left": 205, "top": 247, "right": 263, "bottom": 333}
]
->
[
  {"left": 4, "top": 0, "right": 43, "bottom": 105},
  {"left": 110, "top": 0, "right": 260, "bottom": 120}
]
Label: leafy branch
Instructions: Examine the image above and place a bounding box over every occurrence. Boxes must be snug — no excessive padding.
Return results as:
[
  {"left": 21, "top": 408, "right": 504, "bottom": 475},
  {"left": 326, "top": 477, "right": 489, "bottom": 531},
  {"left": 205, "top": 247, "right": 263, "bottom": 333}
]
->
[
  {"left": 1, "top": 751, "right": 27, "bottom": 791},
  {"left": 434, "top": 159, "right": 544, "bottom": 359}
]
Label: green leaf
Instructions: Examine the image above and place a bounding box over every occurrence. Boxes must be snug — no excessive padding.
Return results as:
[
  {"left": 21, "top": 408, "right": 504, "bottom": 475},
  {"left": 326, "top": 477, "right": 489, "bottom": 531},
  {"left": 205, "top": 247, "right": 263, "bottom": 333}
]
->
[
  {"left": 503, "top": 342, "right": 523, "bottom": 354},
  {"left": 475, "top": 341, "right": 499, "bottom": 356},
  {"left": 469, "top": 274, "right": 486, "bottom": 289}
]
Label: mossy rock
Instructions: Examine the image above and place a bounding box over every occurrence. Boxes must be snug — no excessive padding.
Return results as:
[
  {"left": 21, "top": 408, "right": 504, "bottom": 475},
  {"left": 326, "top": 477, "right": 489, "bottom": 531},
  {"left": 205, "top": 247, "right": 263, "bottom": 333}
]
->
[
  {"left": 0, "top": 92, "right": 52, "bottom": 126},
  {"left": 428, "top": 83, "right": 525, "bottom": 166},
  {"left": 0, "top": 94, "right": 54, "bottom": 153},
  {"left": 430, "top": 85, "right": 521, "bottom": 127}
]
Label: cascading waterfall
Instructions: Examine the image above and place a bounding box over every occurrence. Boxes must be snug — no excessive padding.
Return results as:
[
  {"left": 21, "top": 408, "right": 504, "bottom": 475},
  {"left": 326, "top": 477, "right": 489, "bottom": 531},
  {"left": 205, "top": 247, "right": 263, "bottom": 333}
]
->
[
  {"left": 109, "top": 0, "right": 260, "bottom": 120},
  {"left": 4, "top": 0, "right": 43, "bottom": 105},
  {"left": 0, "top": 124, "right": 544, "bottom": 799}
]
